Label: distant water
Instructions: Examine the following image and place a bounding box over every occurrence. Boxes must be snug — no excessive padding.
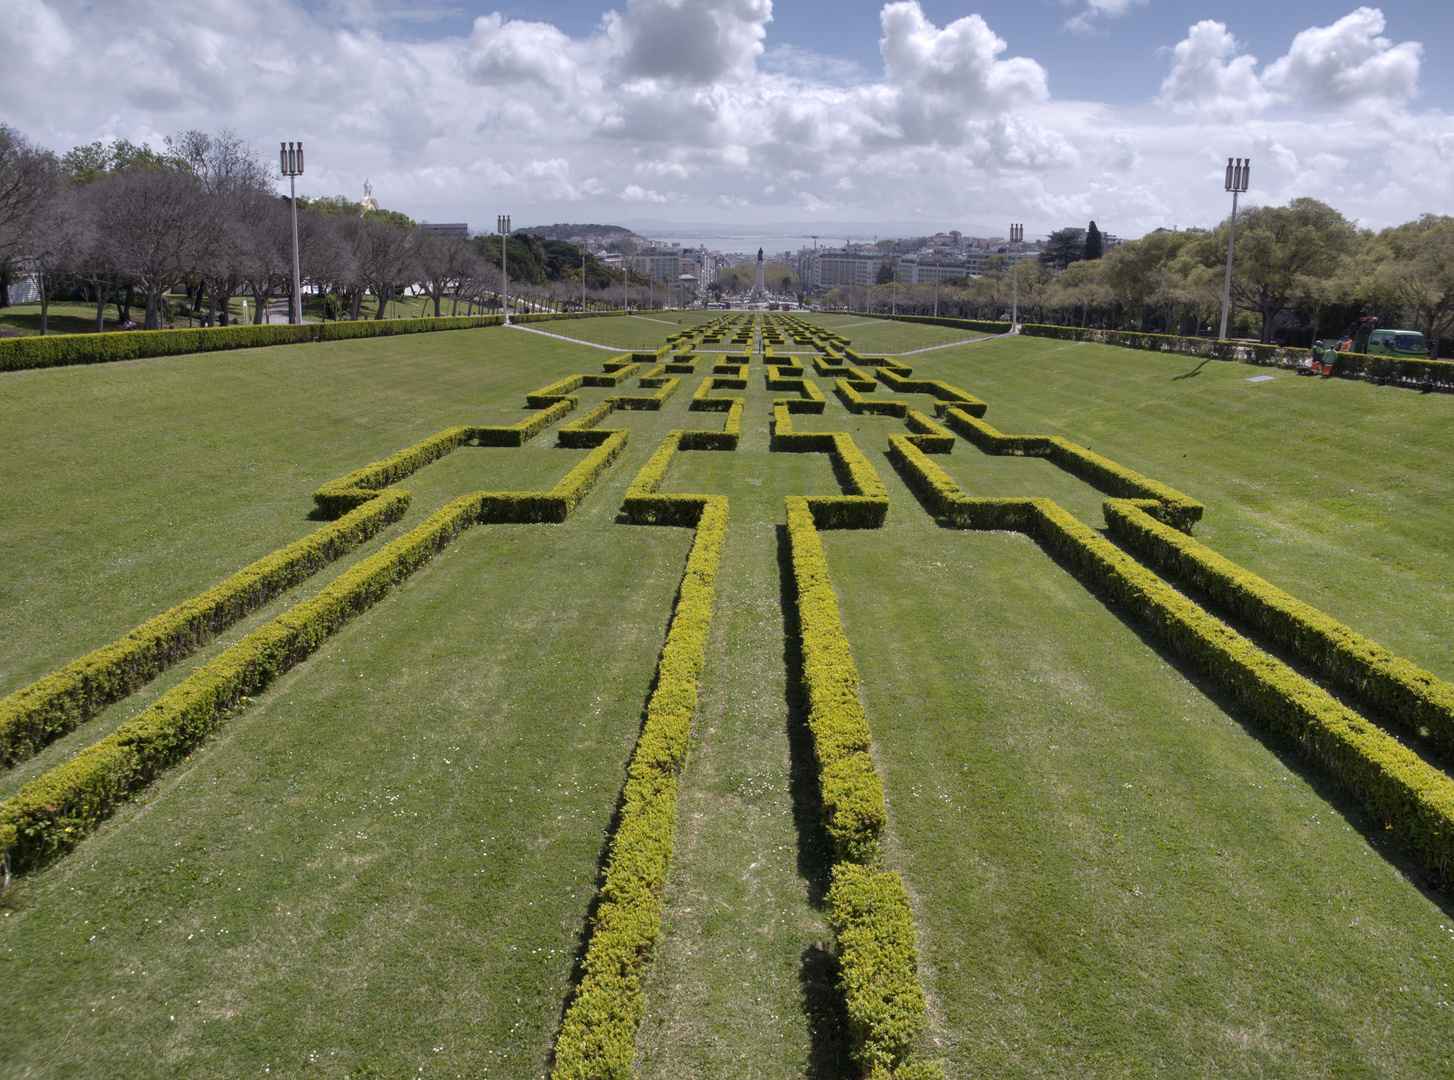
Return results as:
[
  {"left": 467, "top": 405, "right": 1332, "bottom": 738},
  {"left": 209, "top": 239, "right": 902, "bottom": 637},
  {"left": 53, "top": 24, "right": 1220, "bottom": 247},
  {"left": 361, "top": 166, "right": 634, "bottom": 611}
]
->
[{"left": 641, "top": 232, "right": 849, "bottom": 258}]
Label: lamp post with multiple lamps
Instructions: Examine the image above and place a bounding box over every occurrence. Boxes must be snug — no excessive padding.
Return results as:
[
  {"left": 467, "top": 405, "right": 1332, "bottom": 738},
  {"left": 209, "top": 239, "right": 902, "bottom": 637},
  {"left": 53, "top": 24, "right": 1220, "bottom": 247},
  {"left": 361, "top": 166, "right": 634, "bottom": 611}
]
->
[
  {"left": 279, "top": 142, "right": 304, "bottom": 324},
  {"left": 1218, "top": 157, "right": 1250, "bottom": 341},
  {"left": 1009, "top": 223, "right": 1023, "bottom": 331},
  {"left": 497, "top": 214, "right": 510, "bottom": 323}
]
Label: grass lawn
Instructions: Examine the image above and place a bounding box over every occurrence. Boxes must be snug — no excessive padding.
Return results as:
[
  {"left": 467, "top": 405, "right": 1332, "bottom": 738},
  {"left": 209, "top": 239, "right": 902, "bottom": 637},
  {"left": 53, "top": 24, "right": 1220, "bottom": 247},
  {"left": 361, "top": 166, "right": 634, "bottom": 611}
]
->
[{"left": 3, "top": 316, "right": 1453, "bottom": 1077}]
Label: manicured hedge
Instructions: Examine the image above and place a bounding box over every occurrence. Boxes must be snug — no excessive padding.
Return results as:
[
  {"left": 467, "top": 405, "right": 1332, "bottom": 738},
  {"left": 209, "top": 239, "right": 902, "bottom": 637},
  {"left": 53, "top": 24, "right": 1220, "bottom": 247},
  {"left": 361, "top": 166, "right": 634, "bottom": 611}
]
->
[
  {"left": 941, "top": 407, "right": 1203, "bottom": 532},
  {"left": 1, "top": 424, "right": 626, "bottom": 871},
  {"left": 610, "top": 377, "right": 681, "bottom": 411},
  {"left": 691, "top": 376, "right": 744, "bottom": 409},
  {"left": 836, "top": 378, "right": 906, "bottom": 418},
  {"left": 679, "top": 401, "right": 743, "bottom": 451},
  {"left": 860, "top": 313, "right": 1009, "bottom": 336},
  {"left": 786, "top": 496, "right": 885, "bottom": 863},
  {"left": 526, "top": 375, "right": 587, "bottom": 409},
  {"left": 773, "top": 432, "right": 889, "bottom": 528},
  {"left": 312, "top": 401, "right": 576, "bottom": 517},
  {"left": 0, "top": 314, "right": 503, "bottom": 372},
  {"left": 0, "top": 492, "right": 408, "bottom": 768},
  {"left": 1105, "top": 498, "right": 1454, "bottom": 755},
  {"left": 903, "top": 408, "right": 955, "bottom": 454},
  {"left": 829, "top": 863, "right": 941, "bottom": 1079},
  {"left": 887, "top": 434, "right": 1454, "bottom": 883},
  {"left": 786, "top": 498, "right": 942, "bottom": 1079},
  {"left": 874, "top": 369, "right": 987, "bottom": 416},
  {"left": 583, "top": 362, "right": 642, "bottom": 387},
  {"left": 551, "top": 497, "right": 727, "bottom": 1079}
]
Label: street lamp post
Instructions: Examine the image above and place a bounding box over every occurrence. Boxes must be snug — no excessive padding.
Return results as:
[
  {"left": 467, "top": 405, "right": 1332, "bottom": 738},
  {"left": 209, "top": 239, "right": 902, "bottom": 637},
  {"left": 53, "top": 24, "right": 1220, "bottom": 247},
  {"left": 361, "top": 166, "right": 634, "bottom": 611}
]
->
[
  {"left": 1218, "top": 157, "right": 1250, "bottom": 341},
  {"left": 497, "top": 214, "right": 510, "bottom": 323},
  {"left": 933, "top": 249, "right": 941, "bottom": 318},
  {"left": 1009, "top": 223, "right": 1023, "bottom": 330},
  {"left": 580, "top": 246, "right": 587, "bottom": 312},
  {"left": 279, "top": 142, "right": 304, "bottom": 325}
]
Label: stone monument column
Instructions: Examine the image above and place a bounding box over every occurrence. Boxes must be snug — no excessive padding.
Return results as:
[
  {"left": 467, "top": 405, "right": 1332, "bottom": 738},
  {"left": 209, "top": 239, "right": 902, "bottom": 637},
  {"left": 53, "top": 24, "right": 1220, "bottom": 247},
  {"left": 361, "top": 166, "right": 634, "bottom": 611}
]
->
[{"left": 754, "top": 247, "right": 765, "bottom": 300}]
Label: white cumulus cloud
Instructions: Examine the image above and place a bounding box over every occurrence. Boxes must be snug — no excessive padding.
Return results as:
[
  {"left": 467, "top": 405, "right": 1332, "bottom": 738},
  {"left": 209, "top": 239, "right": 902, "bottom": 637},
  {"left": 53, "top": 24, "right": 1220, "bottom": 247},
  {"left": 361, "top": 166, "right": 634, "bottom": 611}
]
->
[
  {"left": 1158, "top": 20, "right": 1271, "bottom": 118},
  {"left": 1262, "top": 7, "right": 1420, "bottom": 108}
]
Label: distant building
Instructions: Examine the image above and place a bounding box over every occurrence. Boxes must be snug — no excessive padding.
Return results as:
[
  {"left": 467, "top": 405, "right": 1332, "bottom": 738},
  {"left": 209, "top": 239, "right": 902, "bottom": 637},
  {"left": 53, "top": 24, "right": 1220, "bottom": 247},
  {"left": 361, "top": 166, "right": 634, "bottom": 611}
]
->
[
  {"left": 630, "top": 247, "right": 681, "bottom": 282},
  {"left": 818, "top": 249, "right": 889, "bottom": 288},
  {"left": 420, "top": 223, "right": 470, "bottom": 241}
]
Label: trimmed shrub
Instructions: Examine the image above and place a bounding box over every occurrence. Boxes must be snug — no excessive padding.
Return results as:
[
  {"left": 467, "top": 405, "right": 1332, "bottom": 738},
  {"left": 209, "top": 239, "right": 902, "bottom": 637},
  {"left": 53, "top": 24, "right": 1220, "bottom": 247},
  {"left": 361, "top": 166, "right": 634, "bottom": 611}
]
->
[
  {"left": 610, "top": 378, "right": 681, "bottom": 411},
  {"left": 311, "top": 401, "right": 576, "bottom": 517},
  {"left": 0, "top": 314, "right": 506, "bottom": 372},
  {"left": 941, "top": 407, "right": 1203, "bottom": 532},
  {"left": 583, "top": 363, "right": 642, "bottom": 387},
  {"left": 785, "top": 496, "right": 885, "bottom": 862},
  {"left": 874, "top": 369, "right": 987, "bottom": 416},
  {"left": 836, "top": 378, "right": 907, "bottom": 418},
  {"left": 902, "top": 409, "right": 955, "bottom": 454},
  {"left": 691, "top": 376, "right": 744, "bottom": 410},
  {"left": 550, "top": 498, "right": 726, "bottom": 1078},
  {"left": 0, "top": 492, "right": 408, "bottom": 768},
  {"left": 888, "top": 433, "right": 1454, "bottom": 883},
  {"left": 1105, "top": 498, "right": 1454, "bottom": 755},
  {"left": 829, "top": 863, "right": 939, "bottom": 1079},
  {"left": 526, "top": 375, "right": 586, "bottom": 409}
]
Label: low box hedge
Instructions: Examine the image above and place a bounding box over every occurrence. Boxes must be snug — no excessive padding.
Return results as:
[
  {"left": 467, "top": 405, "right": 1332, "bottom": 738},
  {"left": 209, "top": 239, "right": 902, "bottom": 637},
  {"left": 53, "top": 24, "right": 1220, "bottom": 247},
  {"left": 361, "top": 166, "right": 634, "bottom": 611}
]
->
[{"left": 551, "top": 498, "right": 727, "bottom": 1079}]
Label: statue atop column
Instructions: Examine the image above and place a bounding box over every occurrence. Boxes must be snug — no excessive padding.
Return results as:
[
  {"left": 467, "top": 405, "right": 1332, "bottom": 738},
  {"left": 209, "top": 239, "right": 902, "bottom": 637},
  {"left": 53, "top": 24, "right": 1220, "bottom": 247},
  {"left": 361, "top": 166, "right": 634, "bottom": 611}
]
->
[
  {"left": 362, "top": 179, "right": 379, "bottom": 214},
  {"left": 753, "top": 247, "right": 766, "bottom": 300}
]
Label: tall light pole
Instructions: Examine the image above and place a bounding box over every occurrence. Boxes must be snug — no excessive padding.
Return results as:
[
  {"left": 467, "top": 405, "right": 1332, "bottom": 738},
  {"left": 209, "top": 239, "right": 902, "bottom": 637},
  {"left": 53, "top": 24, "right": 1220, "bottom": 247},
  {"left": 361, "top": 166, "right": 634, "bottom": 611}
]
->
[
  {"left": 580, "top": 245, "right": 587, "bottom": 312},
  {"left": 279, "top": 142, "right": 304, "bottom": 324},
  {"left": 1009, "top": 223, "right": 1023, "bottom": 330},
  {"left": 1218, "top": 157, "right": 1250, "bottom": 341},
  {"left": 497, "top": 214, "right": 510, "bottom": 323}
]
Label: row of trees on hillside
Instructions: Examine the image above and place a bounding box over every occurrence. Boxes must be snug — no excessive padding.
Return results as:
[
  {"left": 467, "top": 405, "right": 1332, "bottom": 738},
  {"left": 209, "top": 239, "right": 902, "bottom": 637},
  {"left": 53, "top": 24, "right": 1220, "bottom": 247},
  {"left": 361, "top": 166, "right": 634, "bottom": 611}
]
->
[
  {"left": 0, "top": 126, "right": 656, "bottom": 334},
  {"left": 833, "top": 200, "right": 1453, "bottom": 358}
]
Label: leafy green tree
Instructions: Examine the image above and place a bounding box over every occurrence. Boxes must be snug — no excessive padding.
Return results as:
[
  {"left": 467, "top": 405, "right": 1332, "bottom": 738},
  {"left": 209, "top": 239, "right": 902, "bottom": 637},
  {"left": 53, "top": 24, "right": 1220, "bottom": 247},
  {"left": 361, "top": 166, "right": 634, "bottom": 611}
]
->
[
  {"left": 1210, "top": 197, "right": 1357, "bottom": 343},
  {"left": 1040, "top": 228, "right": 1084, "bottom": 271},
  {"left": 1368, "top": 215, "right": 1454, "bottom": 358},
  {"left": 1084, "top": 221, "right": 1103, "bottom": 261}
]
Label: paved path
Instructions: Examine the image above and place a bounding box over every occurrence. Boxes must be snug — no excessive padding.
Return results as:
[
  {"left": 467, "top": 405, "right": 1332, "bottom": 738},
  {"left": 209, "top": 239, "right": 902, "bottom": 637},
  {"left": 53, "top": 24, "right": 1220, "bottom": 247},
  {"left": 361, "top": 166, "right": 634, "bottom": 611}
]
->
[{"left": 508, "top": 324, "right": 631, "bottom": 351}]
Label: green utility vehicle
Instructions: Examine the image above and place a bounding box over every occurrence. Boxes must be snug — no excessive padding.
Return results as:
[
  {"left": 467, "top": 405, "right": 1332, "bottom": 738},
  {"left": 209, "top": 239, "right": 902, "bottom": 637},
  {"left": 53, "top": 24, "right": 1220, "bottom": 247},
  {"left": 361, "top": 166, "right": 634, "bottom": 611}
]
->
[{"left": 1365, "top": 328, "right": 1429, "bottom": 357}]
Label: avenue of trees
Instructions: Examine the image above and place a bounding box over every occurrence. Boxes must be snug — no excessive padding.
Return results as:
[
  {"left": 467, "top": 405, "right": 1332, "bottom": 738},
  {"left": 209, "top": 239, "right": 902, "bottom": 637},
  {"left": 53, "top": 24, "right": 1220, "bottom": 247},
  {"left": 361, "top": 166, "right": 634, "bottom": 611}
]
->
[
  {"left": 833, "top": 203, "right": 1454, "bottom": 358},
  {"left": 0, "top": 126, "right": 654, "bottom": 335}
]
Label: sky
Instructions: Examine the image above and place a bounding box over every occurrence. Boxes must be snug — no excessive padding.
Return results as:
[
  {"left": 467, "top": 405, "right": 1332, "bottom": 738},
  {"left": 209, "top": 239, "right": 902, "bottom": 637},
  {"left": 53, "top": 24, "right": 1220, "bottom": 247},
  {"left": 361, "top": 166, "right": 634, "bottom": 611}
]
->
[{"left": 3, "top": 0, "right": 1452, "bottom": 240}]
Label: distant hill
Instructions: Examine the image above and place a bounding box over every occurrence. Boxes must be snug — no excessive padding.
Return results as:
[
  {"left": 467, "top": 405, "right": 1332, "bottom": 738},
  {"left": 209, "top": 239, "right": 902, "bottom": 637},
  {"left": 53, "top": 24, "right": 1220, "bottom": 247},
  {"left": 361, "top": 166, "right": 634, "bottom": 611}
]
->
[{"left": 518, "top": 223, "right": 634, "bottom": 242}]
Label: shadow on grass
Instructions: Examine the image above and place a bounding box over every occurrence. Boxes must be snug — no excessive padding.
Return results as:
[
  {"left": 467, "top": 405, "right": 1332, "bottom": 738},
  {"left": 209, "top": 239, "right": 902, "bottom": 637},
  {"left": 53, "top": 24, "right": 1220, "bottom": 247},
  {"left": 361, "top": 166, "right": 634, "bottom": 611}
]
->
[
  {"left": 776, "top": 523, "right": 854, "bottom": 1079},
  {"left": 886, "top": 456, "right": 1454, "bottom": 915},
  {"left": 1172, "top": 358, "right": 1213, "bottom": 380}
]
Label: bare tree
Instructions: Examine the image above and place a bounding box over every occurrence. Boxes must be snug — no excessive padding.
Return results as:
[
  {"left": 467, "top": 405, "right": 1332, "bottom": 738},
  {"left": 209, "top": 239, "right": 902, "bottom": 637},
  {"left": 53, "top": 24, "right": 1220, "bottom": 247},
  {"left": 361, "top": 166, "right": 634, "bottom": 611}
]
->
[
  {"left": 104, "top": 169, "right": 218, "bottom": 329},
  {"left": 0, "top": 125, "right": 59, "bottom": 272},
  {"left": 354, "top": 219, "right": 417, "bottom": 319}
]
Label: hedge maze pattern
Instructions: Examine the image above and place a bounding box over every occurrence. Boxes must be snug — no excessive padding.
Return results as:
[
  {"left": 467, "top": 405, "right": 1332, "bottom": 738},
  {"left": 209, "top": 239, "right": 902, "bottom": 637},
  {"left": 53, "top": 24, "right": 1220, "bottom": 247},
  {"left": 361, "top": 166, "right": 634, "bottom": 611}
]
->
[{"left": 5, "top": 312, "right": 1454, "bottom": 1077}]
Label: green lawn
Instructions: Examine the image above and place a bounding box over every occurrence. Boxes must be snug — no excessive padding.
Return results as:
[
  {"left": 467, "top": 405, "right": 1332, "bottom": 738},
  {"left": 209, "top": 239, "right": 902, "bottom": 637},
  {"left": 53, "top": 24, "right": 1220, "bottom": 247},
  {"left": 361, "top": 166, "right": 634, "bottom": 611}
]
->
[{"left": 2, "top": 317, "right": 1453, "bottom": 1077}]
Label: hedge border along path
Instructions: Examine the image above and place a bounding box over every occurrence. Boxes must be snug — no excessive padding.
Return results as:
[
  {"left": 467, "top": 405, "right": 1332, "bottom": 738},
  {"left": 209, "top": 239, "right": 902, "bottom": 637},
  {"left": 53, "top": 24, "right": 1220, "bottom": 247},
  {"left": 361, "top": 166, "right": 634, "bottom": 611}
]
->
[
  {"left": 0, "top": 350, "right": 673, "bottom": 874},
  {"left": 0, "top": 309, "right": 629, "bottom": 373},
  {"left": 861, "top": 312, "right": 1454, "bottom": 392}
]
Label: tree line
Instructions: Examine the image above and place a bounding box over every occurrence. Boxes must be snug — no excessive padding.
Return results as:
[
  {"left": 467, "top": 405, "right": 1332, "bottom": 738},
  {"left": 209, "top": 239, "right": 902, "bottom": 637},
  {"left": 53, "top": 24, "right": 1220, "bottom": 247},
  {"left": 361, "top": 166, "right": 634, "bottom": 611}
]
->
[
  {"left": 0, "top": 126, "right": 659, "bottom": 334},
  {"left": 831, "top": 201, "right": 1453, "bottom": 359}
]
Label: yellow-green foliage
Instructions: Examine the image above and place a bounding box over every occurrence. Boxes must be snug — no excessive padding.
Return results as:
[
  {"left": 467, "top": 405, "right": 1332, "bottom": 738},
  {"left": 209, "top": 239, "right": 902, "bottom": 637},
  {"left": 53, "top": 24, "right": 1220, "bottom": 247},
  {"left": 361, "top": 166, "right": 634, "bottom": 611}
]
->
[
  {"left": 583, "top": 362, "right": 642, "bottom": 387},
  {"left": 941, "top": 407, "right": 1203, "bottom": 531},
  {"left": 775, "top": 433, "right": 888, "bottom": 528},
  {"left": 0, "top": 314, "right": 508, "bottom": 372},
  {"left": 690, "top": 376, "right": 743, "bottom": 411},
  {"left": 679, "top": 401, "right": 744, "bottom": 451},
  {"left": 623, "top": 433, "right": 699, "bottom": 525},
  {"left": 526, "top": 375, "right": 587, "bottom": 408},
  {"left": 610, "top": 377, "right": 681, "bottom": 411},
  {"left": 0, "top": 429, "right": 625, "bottom": 871},
  {"left": 558, "top": 401, "right": 616, "bottom": 448},
  {"left": 0, "top": 493, "right": 409, "bottom": 768},
  {"left": 774, "top": 377, "right": 827, "bottom": 414},
  {"left": 835, "top": 378, "right": 907, "bottom": 418},
  {"left": 1105, "top": 498, "right": 1454, "bottom": 753},
  {"left": 874, "top": 369, "right": 986, "bottom": 416},
  {"left": 311, "top": 401, "right": 576, "bottom": 517},
  {"left": 551, "top": 497, "right": 726, "bottom": 1079},
  {"left": 828, "top": 863, "right": 941, "bottom": 1079},
  {"left": 903, "top": 409, "right": 955, "bottom": 454},
  {"left": 888, "top": 433, "right": 1454, "bottom": 882},
  {"left": 785, "top": 496, "right": 885, "bottom": 862}
]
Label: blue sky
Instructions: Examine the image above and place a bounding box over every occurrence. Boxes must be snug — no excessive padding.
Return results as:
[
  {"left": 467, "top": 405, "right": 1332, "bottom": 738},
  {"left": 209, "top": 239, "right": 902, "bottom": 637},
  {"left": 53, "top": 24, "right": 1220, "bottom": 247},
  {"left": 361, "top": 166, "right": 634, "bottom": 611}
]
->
[{"left": 5, "top": 1, "right": 1453, "bottom": 238}]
